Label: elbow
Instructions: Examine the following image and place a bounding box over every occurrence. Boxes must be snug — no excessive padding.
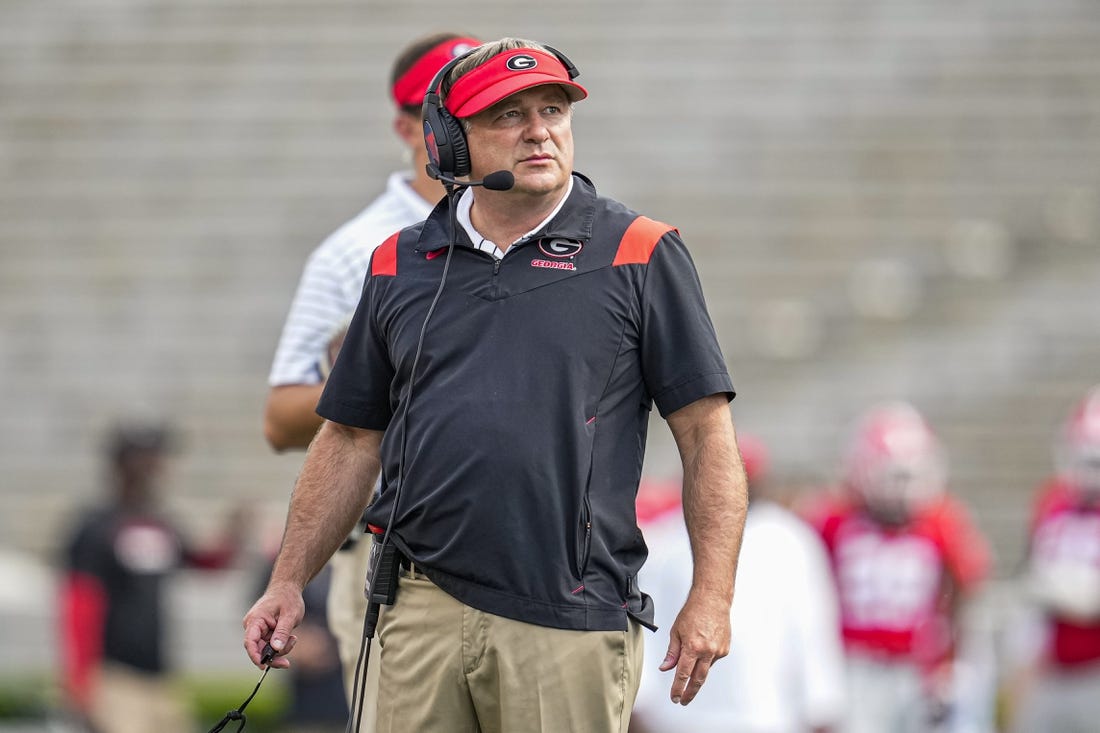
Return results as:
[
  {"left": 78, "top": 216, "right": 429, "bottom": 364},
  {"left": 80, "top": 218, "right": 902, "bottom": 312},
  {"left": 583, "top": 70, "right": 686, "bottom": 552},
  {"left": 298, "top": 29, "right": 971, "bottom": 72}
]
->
[
  {"left": 263, "top": 414, "right": 293, "bottom": 453},
  {"left": 263, "top": 385, "right": 324, "bottom": 452}
]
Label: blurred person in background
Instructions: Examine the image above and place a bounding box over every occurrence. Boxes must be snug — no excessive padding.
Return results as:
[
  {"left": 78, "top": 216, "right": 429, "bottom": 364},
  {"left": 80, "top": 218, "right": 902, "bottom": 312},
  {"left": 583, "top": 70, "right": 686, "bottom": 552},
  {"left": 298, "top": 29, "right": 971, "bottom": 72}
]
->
[
  {"left": 244, "top": 36, "right": 747, "bottom": 732},
  {"left": 261, "top": 31, "right": 481, "bottom": 716},
  {"left": 631, "top": 434, "right": 847, "bottom": 733},
  {"left": 1009, "top": 385, "right": 1100, "bottom": 732},
  {"left": 802, "top": 402, "right": 992, "bottom": 733},
  {"left": 57, "top": 421, "right": 240, "bottom": 733}
]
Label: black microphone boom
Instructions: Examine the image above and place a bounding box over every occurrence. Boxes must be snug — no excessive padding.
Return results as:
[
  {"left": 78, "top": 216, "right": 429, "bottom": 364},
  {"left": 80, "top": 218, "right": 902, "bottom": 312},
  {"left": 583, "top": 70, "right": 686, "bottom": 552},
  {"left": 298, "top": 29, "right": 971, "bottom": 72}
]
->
[
  {"left": 427, "top": 166, "right": 514, "bottom": 191},
  {"left": 478, "top": 170, "right": 516, "bottom": 191}
]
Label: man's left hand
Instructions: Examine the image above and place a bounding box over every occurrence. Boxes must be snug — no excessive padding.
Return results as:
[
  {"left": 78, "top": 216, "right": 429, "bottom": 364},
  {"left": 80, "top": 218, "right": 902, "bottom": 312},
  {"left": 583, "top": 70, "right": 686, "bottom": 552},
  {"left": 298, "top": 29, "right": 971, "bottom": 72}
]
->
[{"left": 658, "top": 591, "right": 731, "bottom": 705}]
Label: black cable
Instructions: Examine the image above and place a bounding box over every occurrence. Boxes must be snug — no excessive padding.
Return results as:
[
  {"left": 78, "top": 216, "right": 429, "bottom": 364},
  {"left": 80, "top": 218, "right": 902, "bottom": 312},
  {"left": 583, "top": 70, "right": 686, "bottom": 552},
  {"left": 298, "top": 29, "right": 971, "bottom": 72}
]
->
[
  {"left": 344, "top": 607, "right": 372, "bottom": 733},
  {"left": 205, "top": 644, "right": 276, "bottom": 733},
  {"left": 344, "top": 181, "right": 463, "bottom": 733}
]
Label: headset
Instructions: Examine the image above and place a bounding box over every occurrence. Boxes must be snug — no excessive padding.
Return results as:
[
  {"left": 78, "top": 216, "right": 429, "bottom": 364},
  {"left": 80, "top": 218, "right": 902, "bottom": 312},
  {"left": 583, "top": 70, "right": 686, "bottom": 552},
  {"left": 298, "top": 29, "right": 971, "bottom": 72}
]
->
[{"left": 421, "top": 44, "right": 581, "bottom": 182}]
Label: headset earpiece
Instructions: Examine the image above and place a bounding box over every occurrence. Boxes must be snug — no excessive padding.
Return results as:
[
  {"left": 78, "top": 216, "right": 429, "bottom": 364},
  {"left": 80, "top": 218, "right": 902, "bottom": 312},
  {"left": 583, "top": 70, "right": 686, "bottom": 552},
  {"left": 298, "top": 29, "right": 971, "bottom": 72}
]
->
[
  {"left": 423, "top": 88, "right": 471, "bottom": 178},
  {"left": 422, "top": 50, "right": 475, "bottom": 180}
]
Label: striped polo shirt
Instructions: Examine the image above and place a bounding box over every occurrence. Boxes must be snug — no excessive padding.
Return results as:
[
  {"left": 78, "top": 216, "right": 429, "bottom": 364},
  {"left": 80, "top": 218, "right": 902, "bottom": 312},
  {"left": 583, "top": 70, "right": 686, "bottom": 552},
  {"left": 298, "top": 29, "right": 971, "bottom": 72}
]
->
[{"left": 268, "top": 171, "right": 435, "bottom": 386}]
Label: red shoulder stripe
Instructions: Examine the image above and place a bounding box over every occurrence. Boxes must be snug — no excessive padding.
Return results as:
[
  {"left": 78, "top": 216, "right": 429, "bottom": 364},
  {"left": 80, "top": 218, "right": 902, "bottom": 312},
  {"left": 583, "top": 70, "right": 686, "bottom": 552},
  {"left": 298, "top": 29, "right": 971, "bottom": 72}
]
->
[
  {"left": 612, "top": 216, "right": 676, "bottom": 266},
  {"left": 371, "top": 232, "right": 400, "bottom": 277}
]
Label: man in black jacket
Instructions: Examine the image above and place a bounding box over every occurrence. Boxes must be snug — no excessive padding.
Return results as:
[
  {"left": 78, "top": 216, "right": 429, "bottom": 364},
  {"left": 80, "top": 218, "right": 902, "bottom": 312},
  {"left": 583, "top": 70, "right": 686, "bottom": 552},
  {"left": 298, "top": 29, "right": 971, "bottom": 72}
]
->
[{"left": 244, "top": 37, "right": 749, "bottom": 733}]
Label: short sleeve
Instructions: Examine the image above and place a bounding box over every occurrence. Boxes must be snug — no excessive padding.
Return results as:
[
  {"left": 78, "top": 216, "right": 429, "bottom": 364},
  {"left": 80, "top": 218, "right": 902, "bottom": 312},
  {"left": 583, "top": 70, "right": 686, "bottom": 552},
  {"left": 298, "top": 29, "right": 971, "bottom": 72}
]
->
[
  {"left": 315, "top": 251, "right": 396, "bottom": 430},
  {"left": 638, "top": 231, "right": 734, "bottom": 417}
]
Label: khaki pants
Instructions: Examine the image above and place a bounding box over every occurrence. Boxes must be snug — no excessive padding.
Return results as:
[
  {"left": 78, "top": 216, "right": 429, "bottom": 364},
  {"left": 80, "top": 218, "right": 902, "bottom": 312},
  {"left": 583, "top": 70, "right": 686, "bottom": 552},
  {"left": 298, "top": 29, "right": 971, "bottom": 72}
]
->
[
  {"left": 89, "top": 662, "right": 192, "bottom": 733},
  {"left": 326, "top": 533, "right": 379, "bottom": 731},
  {"left": 372, "top": 568, "right": 644, "bottom": 733}
]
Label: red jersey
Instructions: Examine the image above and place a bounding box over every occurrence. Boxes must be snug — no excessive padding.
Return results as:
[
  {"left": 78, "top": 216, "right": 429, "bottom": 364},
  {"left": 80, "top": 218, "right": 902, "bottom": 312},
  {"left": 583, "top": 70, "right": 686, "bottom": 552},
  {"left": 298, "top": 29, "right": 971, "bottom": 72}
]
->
[
  {"left": 804, "top": 492, "right": 990, "bottom": 665},
  {"left": 1028, "top": 478, "right": 1100, "bottom": 667}
]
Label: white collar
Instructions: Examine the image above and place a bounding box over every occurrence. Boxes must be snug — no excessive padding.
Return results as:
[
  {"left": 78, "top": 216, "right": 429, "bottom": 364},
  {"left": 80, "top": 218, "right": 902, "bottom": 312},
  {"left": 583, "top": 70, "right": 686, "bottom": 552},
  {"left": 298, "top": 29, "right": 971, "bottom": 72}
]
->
[{"left": 455, "top": 177, "right": 574, "bottom": 260}]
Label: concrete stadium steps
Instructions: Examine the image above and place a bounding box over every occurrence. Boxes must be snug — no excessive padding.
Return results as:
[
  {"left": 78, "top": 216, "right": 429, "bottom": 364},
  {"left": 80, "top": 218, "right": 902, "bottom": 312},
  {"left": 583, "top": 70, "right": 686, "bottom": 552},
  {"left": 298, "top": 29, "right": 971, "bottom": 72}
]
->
[
  {"left": 720, "top": 244, "right": 1100, "bottom": 568},
  {"left": 2, "top": 0, "right": 1099, "bottom": 579}
]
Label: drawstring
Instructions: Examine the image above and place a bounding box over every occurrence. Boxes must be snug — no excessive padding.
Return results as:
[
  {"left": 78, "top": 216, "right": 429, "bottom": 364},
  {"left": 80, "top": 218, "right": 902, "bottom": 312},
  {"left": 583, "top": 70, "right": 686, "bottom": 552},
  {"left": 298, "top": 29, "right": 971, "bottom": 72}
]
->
[{"left": 205, "top": 644, "right": 276, "bottom": 733}]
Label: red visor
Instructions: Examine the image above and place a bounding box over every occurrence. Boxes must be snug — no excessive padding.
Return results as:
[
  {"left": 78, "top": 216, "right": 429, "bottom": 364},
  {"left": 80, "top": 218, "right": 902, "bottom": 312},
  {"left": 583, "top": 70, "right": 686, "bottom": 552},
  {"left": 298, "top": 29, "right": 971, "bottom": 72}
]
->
[
  {"left": 391, "top": 36, "right": 482, "bottom": 108},
  {"left": 444, "top": 47, "right": 588, "bottom": 118}
]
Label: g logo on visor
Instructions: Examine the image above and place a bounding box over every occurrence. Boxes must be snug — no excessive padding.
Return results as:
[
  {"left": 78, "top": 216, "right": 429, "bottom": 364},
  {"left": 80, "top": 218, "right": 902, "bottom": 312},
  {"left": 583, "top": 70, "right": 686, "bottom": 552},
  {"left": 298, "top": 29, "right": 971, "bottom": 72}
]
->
[{"left": 506, "top": 54, "right": 538, "bottom": 71}]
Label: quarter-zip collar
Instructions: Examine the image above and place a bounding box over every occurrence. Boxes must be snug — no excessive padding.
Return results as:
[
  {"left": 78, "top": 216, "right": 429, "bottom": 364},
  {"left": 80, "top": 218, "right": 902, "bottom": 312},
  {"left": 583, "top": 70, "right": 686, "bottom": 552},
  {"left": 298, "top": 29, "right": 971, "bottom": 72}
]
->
[
  {"left": 454, "top": 176, "right": 574, "bottom": 260},
  {"left": 415, "top": 172, "right": 598, "bottom": 255}
]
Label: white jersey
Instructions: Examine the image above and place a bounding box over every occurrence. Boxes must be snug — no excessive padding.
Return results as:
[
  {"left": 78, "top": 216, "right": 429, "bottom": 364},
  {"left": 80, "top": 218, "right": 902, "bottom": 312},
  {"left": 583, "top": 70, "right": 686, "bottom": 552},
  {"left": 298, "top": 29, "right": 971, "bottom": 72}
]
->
[
  {"left": 268, "top": 172, "right": 436, "bottom": 386},
  {"left": 634, "top": 500, "right": 847, "bottom": 733}
]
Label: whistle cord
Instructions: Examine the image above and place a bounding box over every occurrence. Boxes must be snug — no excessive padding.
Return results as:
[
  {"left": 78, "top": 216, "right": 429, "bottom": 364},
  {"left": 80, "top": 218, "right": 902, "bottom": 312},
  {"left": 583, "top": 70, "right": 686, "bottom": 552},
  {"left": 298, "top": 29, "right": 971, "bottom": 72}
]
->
[{"left": 205, "top": 644, "right": 276, "bottom": 733}]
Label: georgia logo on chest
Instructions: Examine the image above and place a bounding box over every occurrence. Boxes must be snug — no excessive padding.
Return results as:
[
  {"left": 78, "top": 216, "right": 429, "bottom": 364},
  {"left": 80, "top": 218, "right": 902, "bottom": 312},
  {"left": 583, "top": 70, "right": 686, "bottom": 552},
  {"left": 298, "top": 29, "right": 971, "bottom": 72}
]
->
[
  {"left": 538, "top": 238, "right": 584, "bottom": 258},
  {"left": 532, "top": 238, "right": 584, "bottom": 272}
]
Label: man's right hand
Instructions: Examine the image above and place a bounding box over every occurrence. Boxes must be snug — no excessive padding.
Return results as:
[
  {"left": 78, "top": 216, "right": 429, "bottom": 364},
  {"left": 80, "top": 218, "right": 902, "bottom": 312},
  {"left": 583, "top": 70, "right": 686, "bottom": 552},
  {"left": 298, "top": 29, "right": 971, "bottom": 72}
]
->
[{"left": 243, "top": 581, "right": 305, "bottom": 669}]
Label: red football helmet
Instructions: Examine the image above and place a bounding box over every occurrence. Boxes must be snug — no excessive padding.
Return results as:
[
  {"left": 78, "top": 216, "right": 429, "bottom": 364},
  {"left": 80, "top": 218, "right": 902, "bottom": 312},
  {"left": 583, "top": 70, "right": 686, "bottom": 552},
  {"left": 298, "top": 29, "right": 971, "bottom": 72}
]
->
[
  {"left": 1054, "top": 385, "right": 1100, "bottom": 494},
  {"left": 842, "top": 401, "right": 946, "bottom": 523}
]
